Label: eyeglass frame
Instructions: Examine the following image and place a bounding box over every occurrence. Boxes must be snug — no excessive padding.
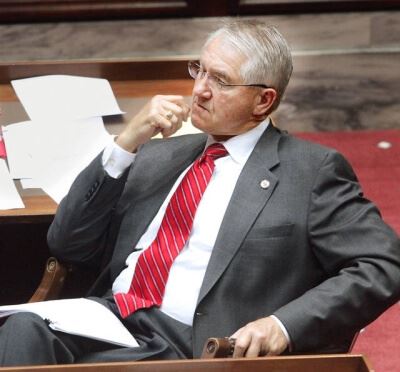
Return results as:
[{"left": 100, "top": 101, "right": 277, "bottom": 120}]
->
[{"left": 188, "top": 60, "right": 270, "bottom": 90}]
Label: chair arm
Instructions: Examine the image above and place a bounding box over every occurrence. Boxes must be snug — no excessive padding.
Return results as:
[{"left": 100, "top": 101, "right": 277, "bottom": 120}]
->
[
  {"left": 29, "top": 257, "right": 68, "bottom": 303},
  {"left": 201, "top": 337, "right": 235, "bottom": 358},
  {"left": 200, "top": 332, "right": 359, "bottom": 358}
]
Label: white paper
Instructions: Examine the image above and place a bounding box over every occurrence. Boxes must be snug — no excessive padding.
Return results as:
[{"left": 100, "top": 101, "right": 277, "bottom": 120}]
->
[
  {"left": 0, "top": 74, "right": 124, "bottom": 210},
  {"left": 20, "top": 178, "right": 41, "bottom": 189},
  {"left": 12, "top": 75, "right": 124, "bottom": 122},
  {"left": 0, "top": 298, "right": 138, "bottom": 348},
  {"left": 0, "top": 159, "right": 25, "bottom": 210},
  {"left": 2, "top": 122, "right": 34, "bottom": 179},
  {"left": 30, "top": 117, "right": 111, "bottom": 203}
]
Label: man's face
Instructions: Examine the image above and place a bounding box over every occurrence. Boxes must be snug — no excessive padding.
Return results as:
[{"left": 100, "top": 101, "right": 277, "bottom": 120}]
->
[{"left": 190, "top": 37, "right": 262, "bottom": 140}]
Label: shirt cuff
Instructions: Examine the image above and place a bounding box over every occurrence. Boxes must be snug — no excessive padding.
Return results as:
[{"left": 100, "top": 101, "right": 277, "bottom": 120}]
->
[
  {"left": 102, "top": 137, "right": 136, "bottom": 179},
  {"left": 270, "top": 315, "right": 292, "bottom": 352}
]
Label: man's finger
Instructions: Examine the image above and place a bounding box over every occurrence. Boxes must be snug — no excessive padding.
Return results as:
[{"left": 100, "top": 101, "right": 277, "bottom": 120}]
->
[
  {"left": 162, "top": 101, "right": 190, "bottom": 121},
  {"left": 232, "top": 333, "right": 251, "bottom": 358},
  {"left": 244, "top": 338, "right": 263, "bottom": 358},
  {"left": 151, "top": 114, "right": 172, "bottom": 131},
  {"left": 159, "top": 94, "right": 185, "bottom": 102}
]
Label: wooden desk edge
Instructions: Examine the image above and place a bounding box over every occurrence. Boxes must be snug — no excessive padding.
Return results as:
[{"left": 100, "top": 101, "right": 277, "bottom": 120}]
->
[
  {"left": 0, "top": 195, "right": 57, "bottom": 223},
  {"left": 0, "top": 354, "right": 374, "bottom": 371},
  {"left": 0, "top": 57, "right": 197, "bottom": 84}
]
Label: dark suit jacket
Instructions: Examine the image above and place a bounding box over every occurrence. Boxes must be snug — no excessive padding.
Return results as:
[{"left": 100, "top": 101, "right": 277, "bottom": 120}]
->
[{"left": 48, "top": 125, "right": 400, "bottom": 357}]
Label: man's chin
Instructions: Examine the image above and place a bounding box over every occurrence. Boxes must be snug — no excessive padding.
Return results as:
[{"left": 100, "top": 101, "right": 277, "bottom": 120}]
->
[{"left": 191, "top": 115, "right": 207, "bottom": 132}]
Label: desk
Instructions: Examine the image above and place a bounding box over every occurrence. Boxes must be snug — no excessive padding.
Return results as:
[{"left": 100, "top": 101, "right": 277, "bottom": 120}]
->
[
  {"left": 0, "top": 58, "right": 194, "bottom": 303},
  {"left": 0, "top": 354, "right": 374, "bottom": 372}
]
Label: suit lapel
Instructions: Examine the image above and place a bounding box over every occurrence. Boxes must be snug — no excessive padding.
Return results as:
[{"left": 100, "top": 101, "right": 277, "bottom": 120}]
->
[
  {"left": 126, "top": 134, "right": 207, "bottom": 197},
  {"left": 112, "top": 134, "right": 207, "bottom": 276},
  {"left": 197, "top": 126, "right": 282, "bottom": 304}
]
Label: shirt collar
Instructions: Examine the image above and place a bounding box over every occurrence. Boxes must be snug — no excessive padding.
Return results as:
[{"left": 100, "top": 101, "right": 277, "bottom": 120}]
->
[{"left": 205, "top": 119, "right": 270, "bottom": 166}]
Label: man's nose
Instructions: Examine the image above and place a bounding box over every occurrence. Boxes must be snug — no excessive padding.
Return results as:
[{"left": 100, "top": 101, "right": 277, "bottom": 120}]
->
[{"left": 192, "top": 75, "right": 212, "bottom": 99}]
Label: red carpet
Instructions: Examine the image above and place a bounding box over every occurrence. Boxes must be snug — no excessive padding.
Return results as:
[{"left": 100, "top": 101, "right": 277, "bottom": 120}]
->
[{"left": 296, "top": 129, "right": 400, "bottom": 372}]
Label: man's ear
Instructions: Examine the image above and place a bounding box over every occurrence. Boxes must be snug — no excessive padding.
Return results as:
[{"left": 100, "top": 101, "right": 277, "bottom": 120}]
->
[{"left": 253, "top": 89, "right": 277, "bottom": 117}]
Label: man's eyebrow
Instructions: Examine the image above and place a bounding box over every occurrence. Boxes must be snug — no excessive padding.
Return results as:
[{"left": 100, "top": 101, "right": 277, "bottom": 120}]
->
[
  {"left": 213, "top": 70, "right": 230, "bottom": 81},
  {"left": 199, "top": 62, "right": 231, "bottom": 81}
]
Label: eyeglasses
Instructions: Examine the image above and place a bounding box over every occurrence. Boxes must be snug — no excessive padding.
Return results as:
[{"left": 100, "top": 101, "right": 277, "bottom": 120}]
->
[{"left": 188, "top": 61, "right": 270, "bottom": 90}]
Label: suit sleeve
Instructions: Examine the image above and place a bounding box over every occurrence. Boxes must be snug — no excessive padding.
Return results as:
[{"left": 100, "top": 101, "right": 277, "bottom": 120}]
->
[
  {"left": 47, "top": 153, "right": 129, "bottom": 267},
  {"left": 273, "top": 150, "right": 400, "bottom": 352}
]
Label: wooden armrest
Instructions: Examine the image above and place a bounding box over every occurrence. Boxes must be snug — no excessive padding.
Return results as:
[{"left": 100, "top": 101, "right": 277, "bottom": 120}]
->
[
  {"left": 29, "top": 257, "right": 68, "bottom": 303},
  {"left": 201, "top": 337, "right": 235, "bottom": 358},
  {"left": 201, "top": 333, "right": 359, "bottom": 358}
]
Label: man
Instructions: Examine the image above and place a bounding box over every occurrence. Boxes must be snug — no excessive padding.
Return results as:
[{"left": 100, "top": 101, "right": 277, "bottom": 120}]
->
[{"left": 0, "top": 20, "right": 399, "bottom": 365}]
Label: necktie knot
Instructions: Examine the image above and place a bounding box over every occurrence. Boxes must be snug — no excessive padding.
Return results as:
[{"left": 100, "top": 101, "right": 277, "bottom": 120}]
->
[{"left": 201, "top": 143, "right": 228, "bottom": 163}]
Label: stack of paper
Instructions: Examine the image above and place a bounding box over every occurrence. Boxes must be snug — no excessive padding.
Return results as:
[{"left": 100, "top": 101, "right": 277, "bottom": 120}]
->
[
  {"left": 1, "top": 75, "right": 124, "bottom": 208},
  {"left": 0, "top": 298, "right": 139, "bottom": 348}
]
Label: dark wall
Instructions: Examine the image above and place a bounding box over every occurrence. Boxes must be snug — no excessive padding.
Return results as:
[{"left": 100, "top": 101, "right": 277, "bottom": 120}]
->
[
  {"left": 1, "top": 0, "right": 400, "bottom": 23},
  {"left": 0, "top": 222, "right": 50, "bottom": 304}
]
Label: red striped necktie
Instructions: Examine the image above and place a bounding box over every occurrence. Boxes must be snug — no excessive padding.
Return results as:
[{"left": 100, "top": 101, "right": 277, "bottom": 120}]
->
[{"left": 114, "top": 143, "right": 228, "bottom": 318}]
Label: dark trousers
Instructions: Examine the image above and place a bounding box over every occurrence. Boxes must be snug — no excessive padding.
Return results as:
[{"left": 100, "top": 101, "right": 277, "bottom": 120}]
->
[{"left": 0, "top": 297, "right": 193, "bottom": 367}]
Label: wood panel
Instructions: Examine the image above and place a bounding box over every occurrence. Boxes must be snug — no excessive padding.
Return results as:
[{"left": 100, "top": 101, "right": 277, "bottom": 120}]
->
[
  {"left": 0, "top": 354, "right": 373, "bottom": 372},
  {"left": 0, "top": 0, "right": 399, "bottom": 23},
  {"left": 236, "top": 0, "right": 400, "bottom": 15},
  {"left": 0, "top": 58, "right": 191, "bottom": 84},
  {"left": 0, "top": 0, "right": 191, "bottom": 23},
  {"left": 0, "top": 195, "right": 57, "bottom": 224}
]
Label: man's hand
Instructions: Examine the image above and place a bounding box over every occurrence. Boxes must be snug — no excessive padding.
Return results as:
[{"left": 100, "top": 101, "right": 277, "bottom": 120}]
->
[
  {"left": 230, "top": 316, "right": 288, "bottom": 357},
  {"left": 116, "top": 95, "right": 190, "bottom": 153}
]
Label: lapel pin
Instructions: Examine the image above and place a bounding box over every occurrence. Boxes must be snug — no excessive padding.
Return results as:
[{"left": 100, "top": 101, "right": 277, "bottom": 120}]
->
[{"left": 260, "top": 179, "right": 270, "bottom": 189}]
